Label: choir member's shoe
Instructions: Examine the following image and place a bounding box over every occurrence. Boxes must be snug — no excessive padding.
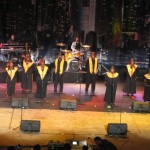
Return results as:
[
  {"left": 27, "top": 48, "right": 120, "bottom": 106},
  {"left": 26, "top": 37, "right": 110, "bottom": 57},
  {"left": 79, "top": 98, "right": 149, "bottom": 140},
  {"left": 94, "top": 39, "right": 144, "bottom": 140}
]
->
[
  {"left": 54, "top": 90, "right": 57, "bottom": 93},
  {"left": 126, "top": 94, "right": 130, "bottom": 97},
  {"left": 90, "top": 92, "right": 95, "bottom": 96},
  {"left": 85, "top": 91, "right": 88, "bottom": 95},
  {"left": 59, "top": 91, "right": 63, "bottom": 94},
  {"left": 107, "top": 105, "right": 112, "bottom": 109},
  {"left": 36, "top": 99, "right": 40, "bottom": 102}
]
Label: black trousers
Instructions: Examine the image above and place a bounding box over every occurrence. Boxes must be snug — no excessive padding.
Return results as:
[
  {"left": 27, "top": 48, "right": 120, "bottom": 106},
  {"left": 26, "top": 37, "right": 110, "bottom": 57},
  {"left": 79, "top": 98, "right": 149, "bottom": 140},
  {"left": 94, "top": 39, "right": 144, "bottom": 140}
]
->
[
  {"left": 85, "top": 73, "right": 97, "bottom": 93},
  {"left": 54, "top": 73, "right": 63, "bottom": 92}
]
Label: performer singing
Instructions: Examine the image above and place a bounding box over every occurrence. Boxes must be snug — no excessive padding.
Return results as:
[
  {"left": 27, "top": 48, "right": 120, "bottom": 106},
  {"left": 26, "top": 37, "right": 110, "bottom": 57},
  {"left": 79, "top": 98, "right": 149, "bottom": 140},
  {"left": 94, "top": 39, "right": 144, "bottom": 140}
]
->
[
  {"left": 54, "top": 53, "right": 65, "bottom": 93},
  {"left": 21, "top": 54, "right": 34, "bottom": 92},
  {"left": 85, "top": 52, "right": 98, "bottom": 95},
  {"left": 5, "top": 61, "right": 18, "bottom": 98},
  {"left": 143, "top": 68, "right": 150, "bottom": 102},
  {"left": 104, "top": 66, "right": 119, "bottom": 109},
  {"left": 35, "top": 59, "right": 49, "bottom": 101},
  {"left": 123, "top": 58, "right": 138, "bottom": 99}
]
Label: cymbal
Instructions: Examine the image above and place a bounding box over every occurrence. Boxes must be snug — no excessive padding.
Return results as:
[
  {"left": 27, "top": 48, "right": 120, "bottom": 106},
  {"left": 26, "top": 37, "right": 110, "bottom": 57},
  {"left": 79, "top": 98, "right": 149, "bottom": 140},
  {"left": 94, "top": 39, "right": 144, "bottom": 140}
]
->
[
  {"left": 82, "top": 45, "right": 91, "bottom": 48},
  {"left": 56, "top": 43, "right": 66, "bottom": 47},
  {"left": 61, "top": 49, "right": 71, "bottom": 53}
]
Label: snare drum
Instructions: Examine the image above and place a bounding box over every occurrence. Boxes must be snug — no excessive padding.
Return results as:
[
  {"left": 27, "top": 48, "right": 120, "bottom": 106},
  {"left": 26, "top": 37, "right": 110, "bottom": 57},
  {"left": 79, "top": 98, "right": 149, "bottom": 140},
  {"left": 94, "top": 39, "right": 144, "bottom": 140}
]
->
[{"left": 73, "top": 52, "right": 81, "bottom": 58}]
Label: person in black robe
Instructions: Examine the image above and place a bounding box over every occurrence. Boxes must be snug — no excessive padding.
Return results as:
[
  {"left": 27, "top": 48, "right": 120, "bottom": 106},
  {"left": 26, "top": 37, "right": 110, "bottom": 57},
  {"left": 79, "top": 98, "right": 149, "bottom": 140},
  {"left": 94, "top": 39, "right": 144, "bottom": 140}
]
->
[
  {"left": 35, "top": 59, "right": 49, "bottom": 101},
  {"left": 21, "top": 54, "right": 34, "bottom": 93},
  {"left": 54, "top": 53, "right": 65, "bottom": 93},
  {"left": 123, "top": 58, "right": 138, "bottom": 99},
  {"left": 143, "top": 68, "right": 150, "bottom": 101},
  {"left": 85, "top": 52, "right": 98, "bottom": 95},
  {"left": 104, "top": 66, "right": 119, "bottom": 109},
  {"left": 5, "top": 61, "right": 18, "bottom": 99}
]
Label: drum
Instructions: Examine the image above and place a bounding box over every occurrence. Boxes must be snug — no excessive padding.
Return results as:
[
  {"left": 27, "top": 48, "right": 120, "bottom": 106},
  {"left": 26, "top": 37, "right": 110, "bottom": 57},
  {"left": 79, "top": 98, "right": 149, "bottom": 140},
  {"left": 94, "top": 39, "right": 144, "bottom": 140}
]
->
[
  {"left": 64, "top": 52, "right": 73, "bottom": 61},
  {"left": 67, "top": 59, "right": 79, "bottom": 72},
  {"left": 73, "top": 51, "right": 81, "bottom": 58}
]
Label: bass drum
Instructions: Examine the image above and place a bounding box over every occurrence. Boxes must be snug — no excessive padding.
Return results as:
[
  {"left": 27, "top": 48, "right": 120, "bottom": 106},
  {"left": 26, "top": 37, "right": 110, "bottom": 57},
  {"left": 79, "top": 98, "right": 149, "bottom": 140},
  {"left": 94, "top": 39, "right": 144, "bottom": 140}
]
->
[{"left": 68, "top": 59, "right": 79, "bottom": 72}]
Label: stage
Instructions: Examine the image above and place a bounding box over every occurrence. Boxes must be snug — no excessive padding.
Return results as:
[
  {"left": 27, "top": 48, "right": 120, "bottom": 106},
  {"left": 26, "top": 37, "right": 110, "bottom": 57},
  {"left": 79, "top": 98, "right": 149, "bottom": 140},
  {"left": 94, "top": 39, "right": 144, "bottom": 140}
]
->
[
  {"left": 0, "top": 109, "right": 150, "bottom": 150},
  {"left": 0, "top": 81, "right": 149, "bottom": 149}
]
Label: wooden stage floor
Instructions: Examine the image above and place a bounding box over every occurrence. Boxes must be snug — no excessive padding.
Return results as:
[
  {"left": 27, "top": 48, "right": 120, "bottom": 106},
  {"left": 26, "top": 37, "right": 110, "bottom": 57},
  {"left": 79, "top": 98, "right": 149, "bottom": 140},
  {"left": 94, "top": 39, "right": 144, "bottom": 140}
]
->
[
  {"left": 0, "top": 81, "right": 145, "bottom": 112},
  {"left": 0, "top": 82, "right": 150, "bottom": 149},
  {"left": 0, "top": 109, "right": 150, "bottom": 150}
]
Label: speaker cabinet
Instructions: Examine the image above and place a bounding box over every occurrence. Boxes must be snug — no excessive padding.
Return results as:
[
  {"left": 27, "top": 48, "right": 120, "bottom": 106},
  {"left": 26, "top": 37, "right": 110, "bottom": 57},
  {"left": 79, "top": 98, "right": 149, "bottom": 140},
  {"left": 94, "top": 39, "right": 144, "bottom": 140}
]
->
[
  {"left": 20, "top": 120, "right": 40, "bottom": 132},
  {"left": 132, "top": 102, "right": 150, "bottom": 113},
  {"left": 60, "top": 99, "right": 77, "bottom": 110},
  {"left": 11, "top": 98, "right": 29, "bottom": 108},
  {"left": 107, "top": 123, "right": 128, "bottom": 136}
]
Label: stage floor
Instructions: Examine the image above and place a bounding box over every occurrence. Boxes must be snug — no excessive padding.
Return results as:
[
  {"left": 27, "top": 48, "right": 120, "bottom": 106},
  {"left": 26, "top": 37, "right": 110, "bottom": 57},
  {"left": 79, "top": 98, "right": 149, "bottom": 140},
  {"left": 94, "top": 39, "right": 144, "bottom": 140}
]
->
[
  {"left": 0, "top": 82, "right": 150, "bottom": 149},
  {"left": 0, "top": 109, "right": 150, "bottom": 150},
  {"left": 0, "top": 81, "right": 145, "bottom": 112}
]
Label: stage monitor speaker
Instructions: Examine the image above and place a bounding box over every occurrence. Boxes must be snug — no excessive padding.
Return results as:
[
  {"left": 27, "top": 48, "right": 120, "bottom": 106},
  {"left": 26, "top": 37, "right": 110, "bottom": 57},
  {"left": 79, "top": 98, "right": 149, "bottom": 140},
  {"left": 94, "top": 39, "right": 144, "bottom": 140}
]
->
[
  {"left": 132, "top": 102, "right": 150, "bottom": 113},
  {"left": 107, "top": 123, "right": 128, "bottom": 136},
  {"left": 11, "top": 98, "right": 29, "bottom": 108},
  {"left": 20, "top": 120, "right": 40, "bottom": 132},
  {"left": 60, "top": 99, "right": 77, "bottom": 110}
]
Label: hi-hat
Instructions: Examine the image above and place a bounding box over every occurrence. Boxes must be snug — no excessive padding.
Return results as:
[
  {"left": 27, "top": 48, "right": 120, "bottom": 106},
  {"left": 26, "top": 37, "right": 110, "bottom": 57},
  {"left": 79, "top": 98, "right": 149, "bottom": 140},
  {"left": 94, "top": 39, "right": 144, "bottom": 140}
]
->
[
  {"left": 56, "top": 43, "right": 66, "bottom": 47},
  {"left": 82, "top": 45, "right": 91, "bottom": 48},
  {"left": 61, "top": 49, "right": 71, "bottom": 53}
]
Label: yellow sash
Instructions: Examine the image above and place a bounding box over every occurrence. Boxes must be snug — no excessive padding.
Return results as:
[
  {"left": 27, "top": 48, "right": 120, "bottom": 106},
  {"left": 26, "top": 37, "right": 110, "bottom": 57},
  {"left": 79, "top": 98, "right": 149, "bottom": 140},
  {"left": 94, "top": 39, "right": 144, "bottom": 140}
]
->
[
  {"left": 89, "top": 57, "right": 98, "bottom": 74},
  {"left": 37, "top": 65, "right": 48, "bottom": 80},
  {"left": 6, "top": 67, "right": 18, "bottom": 80},
  {"left": 107, "top": 72, "right": 119, "bottom": 78},
  {"left": 127, "top": 64, "right": 137, "bottom": 77},
  {"left": 144, "top": 73, "right": 150, "bottom": 80},
  {"left": 23, "top": 60, "right": 33, "bottom": 73},
  {"left": 55, "top": 58, "right": 64, "bottom": 75}
]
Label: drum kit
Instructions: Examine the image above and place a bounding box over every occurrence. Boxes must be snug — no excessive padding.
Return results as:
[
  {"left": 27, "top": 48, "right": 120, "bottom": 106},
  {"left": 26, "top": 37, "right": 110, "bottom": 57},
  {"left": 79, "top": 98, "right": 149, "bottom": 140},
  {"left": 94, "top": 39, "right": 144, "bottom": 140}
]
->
[{"left": 57, "top": 42, "right": 91, "bottom": 72}]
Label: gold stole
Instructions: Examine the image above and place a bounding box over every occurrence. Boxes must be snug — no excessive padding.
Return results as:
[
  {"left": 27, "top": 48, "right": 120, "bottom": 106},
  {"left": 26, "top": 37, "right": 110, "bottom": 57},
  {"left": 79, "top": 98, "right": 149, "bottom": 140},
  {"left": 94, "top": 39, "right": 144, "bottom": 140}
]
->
[
  {"left": 55, "top": 58, "right": 64, "bottom": 75},
  {"left": 89, "top": 57, "right": 98, "bottom": 74},
  {"left": 144, "top": 73, "right": 150, "bottom": 80},
  {"left": 6, "top": 67, "right": 18, "bottom": 80},
  {"left": 23, "top": 60, "right": 33, "bottom": 73},
  {"left": 107, "top": 72, "right": 119, "bottom": 78},
  {"left": 127, "top": 64, "right": 137, "bottom": 77},
  {"left": 37, "top": 65, "right": 48, "bottom": 80}
]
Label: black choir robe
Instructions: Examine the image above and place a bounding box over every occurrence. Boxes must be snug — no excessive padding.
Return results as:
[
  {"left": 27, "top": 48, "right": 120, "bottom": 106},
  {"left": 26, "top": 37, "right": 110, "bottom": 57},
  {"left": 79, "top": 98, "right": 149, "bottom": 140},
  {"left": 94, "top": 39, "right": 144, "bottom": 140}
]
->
[
  {"left": 54, "top": 58, "right": 65, "bottom": 92},
  {"left": 21, "top": 60, "right": 34, "bottom": 91},
  {"left": 85, "top": 57, "right": 98, "bottom": 93},
  {"left": 104, "top": 72, "right": 119, "bottom": 104},
  {"left": 123, "top": 64, "right": 138, "bottom": 95},
  {"left": 35, "top": 65, "right": 49, "bottom": 99},
  {"left": 5, "top": 67, "right": 18, "bottom": 97},
  {"left": 143, "top": 73, "right": 150, "bottom": 101}
]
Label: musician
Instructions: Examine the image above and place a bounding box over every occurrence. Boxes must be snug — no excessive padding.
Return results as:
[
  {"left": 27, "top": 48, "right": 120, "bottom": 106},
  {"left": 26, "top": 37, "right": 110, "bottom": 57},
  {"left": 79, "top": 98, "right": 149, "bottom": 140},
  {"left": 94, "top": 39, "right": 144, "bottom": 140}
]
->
[
  {"left": 104, "top": 66, "right": 119, "bottom": 109},
  {"left": 85, "top": 52, "right": 98, "bottom": 95},
  {"left": 7, "top": 34, "right": 18, "bottom": 61},
  {"left": 143, "top": 68, "right": 150, "bottom": 101},
  {"left": 5, "top": 61, "right": 18, "bottom": 98},
  {"left": 123, "top": 58, "right": 138, "bottom": 99},
  {"left": 71, "top": 36, "right": 83, "bottom": 53},
  {"left": 21, "top": 54, "right": 34, "bottom": 93},
  {"left": 71, "top": 36, "right": 83, "bottom": 70},
  {"left": 35, "top": 59, "right": 49, "bottom": 101},
  {"left": 54, "top": 53, "right": 65, "bottom": 93},
  {"left": 7, "top": 34, "right": 17, "bottom": 45}
]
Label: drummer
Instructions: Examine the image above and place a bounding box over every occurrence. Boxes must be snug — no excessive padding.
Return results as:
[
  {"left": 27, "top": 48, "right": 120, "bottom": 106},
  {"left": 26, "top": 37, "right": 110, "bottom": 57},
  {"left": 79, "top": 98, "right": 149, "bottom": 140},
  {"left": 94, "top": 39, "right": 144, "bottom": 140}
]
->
[
  {"left": 71, "top": 36, "right": 83, "bottom": 70},
  {"left": 71, "top": 36, "right": 83, "bottom": 56}
]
